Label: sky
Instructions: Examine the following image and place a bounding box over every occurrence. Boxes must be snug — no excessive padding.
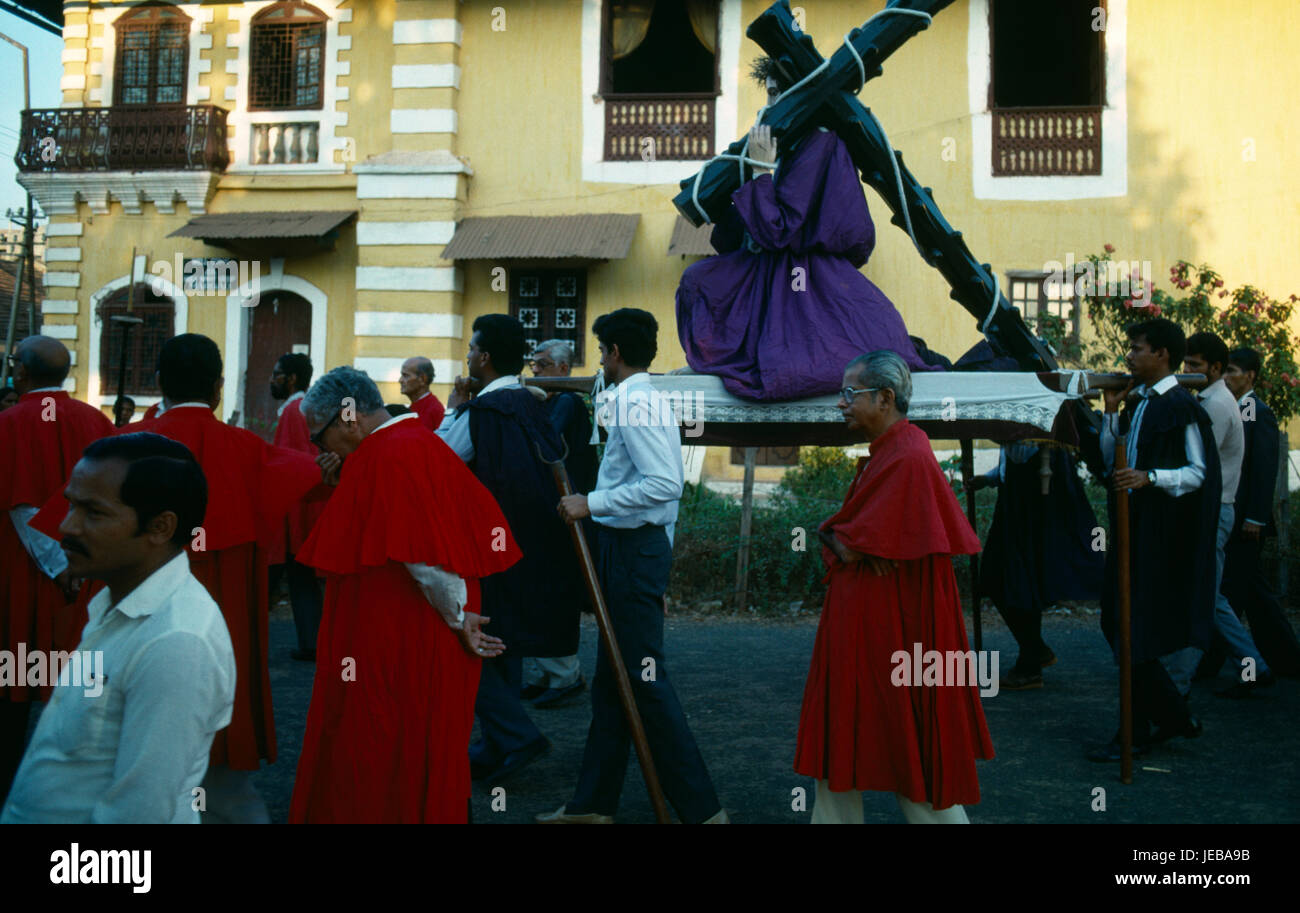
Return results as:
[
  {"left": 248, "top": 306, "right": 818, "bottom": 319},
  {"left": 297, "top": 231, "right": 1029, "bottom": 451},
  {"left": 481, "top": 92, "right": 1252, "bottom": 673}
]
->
[{"left": 0, "top": 10, "right": 64, "bottom": 223}]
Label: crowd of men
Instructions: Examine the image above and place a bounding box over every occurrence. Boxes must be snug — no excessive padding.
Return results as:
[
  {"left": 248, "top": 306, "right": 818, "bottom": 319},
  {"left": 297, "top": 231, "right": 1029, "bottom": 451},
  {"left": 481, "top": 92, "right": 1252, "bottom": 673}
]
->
[{"left": 0, "top": 311, "right": 1295, "bottom": 823}]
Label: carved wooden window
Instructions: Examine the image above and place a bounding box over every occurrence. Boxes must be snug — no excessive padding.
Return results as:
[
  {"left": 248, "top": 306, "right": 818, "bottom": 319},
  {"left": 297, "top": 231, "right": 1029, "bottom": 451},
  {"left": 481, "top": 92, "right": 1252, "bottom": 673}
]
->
[
  {"left": 989, "top": 0, "right": 1104, "bottom": 176},
  {"left": 250, "top": 2, "right": 327, "bottom": 111},
  {"left": 509, "top": 270, "right": 587, "bottom": 365},
  {"left": 114, "top": 4, "right": 190, "bottom": 107},
  {"left": 97, "top": 286, "right": 175, "bottom": 397},
  {"left": 600, "top": 0, "right": 719, "bottom": 161}
]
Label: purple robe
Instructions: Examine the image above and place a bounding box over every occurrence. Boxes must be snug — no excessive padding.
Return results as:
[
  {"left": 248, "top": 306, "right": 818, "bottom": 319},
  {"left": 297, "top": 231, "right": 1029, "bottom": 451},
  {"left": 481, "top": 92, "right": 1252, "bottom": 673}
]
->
[{"left": 676, "top": 129, "right": 938, "bottom": 402}]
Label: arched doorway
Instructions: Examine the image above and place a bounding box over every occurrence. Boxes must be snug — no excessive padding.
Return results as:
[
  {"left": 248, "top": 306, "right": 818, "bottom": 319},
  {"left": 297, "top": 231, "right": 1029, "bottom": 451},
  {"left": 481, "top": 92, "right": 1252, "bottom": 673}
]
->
[
  {"left": 243, "top": 290, "right": 312, "bottom": 441},
  {"left": 96, "top": 283, "right": 176, "bottom": 401}
]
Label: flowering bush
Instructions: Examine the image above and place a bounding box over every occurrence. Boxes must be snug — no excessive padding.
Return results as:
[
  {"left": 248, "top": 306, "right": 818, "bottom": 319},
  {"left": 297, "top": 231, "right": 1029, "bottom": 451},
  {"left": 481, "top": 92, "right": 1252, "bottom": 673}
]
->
[{"left": 1081, "top": 250, "right": 1300, "bottom": 424}]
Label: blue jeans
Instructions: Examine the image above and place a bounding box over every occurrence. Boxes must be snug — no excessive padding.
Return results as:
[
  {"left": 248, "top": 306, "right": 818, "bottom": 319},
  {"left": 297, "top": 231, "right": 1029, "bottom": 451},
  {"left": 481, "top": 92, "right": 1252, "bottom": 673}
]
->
[
  {"left": 473, "top": 654, "right": 544, "bottom": 763},
  {"left": 568, "top": 524, "right": 720, "bottom": 823},
  {"left": 1163, "top": 503, "right": 1269, "bottom": 691}
]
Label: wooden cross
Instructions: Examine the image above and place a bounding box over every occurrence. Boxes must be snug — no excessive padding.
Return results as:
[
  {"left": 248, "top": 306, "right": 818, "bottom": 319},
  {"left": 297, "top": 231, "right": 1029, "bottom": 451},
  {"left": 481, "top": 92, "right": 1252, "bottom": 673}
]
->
[{"left": 674, "top": 0, "right": 1058, "bottom": 372}]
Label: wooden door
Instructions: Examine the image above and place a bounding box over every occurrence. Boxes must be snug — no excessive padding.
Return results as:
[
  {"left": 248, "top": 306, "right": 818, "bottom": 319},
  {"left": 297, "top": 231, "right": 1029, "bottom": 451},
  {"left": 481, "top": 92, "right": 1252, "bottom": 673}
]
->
[{"left": 243, "top": 291, "right": 312, "bottom": 442}]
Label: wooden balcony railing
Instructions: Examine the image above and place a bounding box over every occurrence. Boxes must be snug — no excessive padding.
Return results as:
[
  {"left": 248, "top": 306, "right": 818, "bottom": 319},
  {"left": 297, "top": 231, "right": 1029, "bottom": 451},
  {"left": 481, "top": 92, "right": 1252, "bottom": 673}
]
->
[
  {"left": 992, "top": 106, "right": 1102, "bottom": 176},
  {"left": 15, "top": 105, "right": 230, "bottom": 173},
  {"left": 604, "top": 93, "right": 715, "bottom": 162}
]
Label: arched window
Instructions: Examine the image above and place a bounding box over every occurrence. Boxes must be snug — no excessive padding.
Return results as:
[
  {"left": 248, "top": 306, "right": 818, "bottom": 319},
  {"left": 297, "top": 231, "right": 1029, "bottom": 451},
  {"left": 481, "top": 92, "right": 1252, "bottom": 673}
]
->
[
  {"left": 97, "top": 286, "right": 175, "bottom": 397},
  {"left": 114, "top": 3, "right": 191, "bottom": 106},
  {"left": 250, "top": 2, "right": 328, "bottom": 111}
]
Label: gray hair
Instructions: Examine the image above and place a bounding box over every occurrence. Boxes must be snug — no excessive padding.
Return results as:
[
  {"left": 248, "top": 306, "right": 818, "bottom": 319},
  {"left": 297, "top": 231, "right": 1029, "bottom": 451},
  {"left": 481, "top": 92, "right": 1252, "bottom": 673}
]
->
[
  {"left": 409, "top": 356, "right": 434, "bottom": 383},
  {"left": 302, "top": 366, "right": 385, "bottom": 426},
  {"left": 533, "top": 339, "right": 574, "bottom": 368},
  {"left": 845, "top": 350, "right": 912, "bottom": 414}
]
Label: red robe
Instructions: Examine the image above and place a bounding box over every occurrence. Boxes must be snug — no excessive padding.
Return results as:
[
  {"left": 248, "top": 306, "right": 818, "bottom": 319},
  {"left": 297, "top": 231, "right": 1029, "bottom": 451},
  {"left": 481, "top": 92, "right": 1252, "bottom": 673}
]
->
[
  {"left": 34, "top": 404, "right": 323, "bottom": 769},
  {"left": 410, "top": 392, "right": 446, "bottom": 431},
  {"left": 141, "top": 402, "right": 161, "bottom": 422},
  {"left": 794, "top": 419, "right": 994, "bottom": 809},
  {"left": 289, "top": 416, "right": 520, "bottom": 824},
  {"left": 267, "top": 395, "right": 328, "bottom": 566},
  {"left": 0, "top": 391, "right": 114, "bottom": 701}
]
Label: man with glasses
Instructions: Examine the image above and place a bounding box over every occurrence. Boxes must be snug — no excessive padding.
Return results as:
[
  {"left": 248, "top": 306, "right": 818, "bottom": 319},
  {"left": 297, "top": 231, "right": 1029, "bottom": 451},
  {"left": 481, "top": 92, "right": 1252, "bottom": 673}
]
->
[{"left": 794, "top": 350, "right": 991, "bottom": 824}]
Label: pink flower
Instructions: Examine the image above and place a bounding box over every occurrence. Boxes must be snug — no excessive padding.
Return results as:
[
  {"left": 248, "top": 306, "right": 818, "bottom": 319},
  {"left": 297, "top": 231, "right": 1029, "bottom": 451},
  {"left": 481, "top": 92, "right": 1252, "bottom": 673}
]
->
[
  {"left": 1214, "top": 279, "right": 1224, "bottom": 288},
  {"left": 1151, "top": 304, "right": 1162, "bottom": 316},
  {"left": 1104, "top": 243, "right": 1115, "bottom": 254}
]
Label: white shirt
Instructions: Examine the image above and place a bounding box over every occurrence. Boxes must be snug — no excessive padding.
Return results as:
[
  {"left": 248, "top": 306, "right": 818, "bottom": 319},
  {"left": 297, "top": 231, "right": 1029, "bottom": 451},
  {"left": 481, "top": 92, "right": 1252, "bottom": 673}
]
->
[
  {"left": 1100, "top": 373, "right": 1206, "bottom": 497},
  {"left": 587, "top": 372, "right": 684, "bottom": 542},
  {"left": 1197, "top": 377, "right": 1245, "bottom": 504},
  {"left": 435, "top": 375, "right": 522, "bottom": 463},
  {"left": 1, "top": 551, "right": 236, "bottom": 824}
]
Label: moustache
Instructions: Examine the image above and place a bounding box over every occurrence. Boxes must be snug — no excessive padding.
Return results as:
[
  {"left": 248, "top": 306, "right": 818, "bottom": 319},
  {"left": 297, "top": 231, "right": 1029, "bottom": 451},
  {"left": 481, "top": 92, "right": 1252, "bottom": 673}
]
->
[{"left": 62, "top": 538, "right": 89, "bottom": 557}]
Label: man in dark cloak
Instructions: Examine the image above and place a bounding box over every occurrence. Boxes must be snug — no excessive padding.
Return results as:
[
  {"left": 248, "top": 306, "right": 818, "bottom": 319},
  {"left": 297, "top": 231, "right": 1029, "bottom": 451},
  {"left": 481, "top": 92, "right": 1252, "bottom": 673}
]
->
[
  {"left": 970, "top": 443, "right": 1103, "bottom": 689},
  {"left": 437, "top": 315, "right": 583, "bottom": 784},
  {"left": 1089, "top": 319, "right": 1220, "bottom": 761},
  {"left": 674, "top": 58, "right": 936, "bottom": 402}
]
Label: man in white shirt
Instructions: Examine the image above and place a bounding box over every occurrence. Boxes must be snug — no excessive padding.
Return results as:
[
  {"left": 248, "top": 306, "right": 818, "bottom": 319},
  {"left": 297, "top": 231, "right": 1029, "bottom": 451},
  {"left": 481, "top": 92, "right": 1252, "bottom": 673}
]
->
[
  {"left": 2, "top": 433, "right": 235, "bottom": 823},
  {"left": 542, "top": 308, "right": 726, "bottom": 824},
  {"left": 1177, "top": 332, "right": 1272, "bottom": 696}
]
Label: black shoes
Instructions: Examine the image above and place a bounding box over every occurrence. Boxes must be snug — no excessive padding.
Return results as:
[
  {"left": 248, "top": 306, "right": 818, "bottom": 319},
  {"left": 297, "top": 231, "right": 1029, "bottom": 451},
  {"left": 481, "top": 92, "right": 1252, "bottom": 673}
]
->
[
  {"left": 1000, "top": 667, "right": 1043, "bottom": 691},
  {"left": 471, "top": 737, "right": 551, "bottom": 786},
  {"left": 1216, "top": 670, "right": 1277, "bottom": 699},
  {"left": 532, "top": 677, "right": 587, "bottom": 709},
  {"left": 1086, "top": 739, "right": 1148, "bottom": 763},
  {"left": 1152, "top": 715, "right": 1202, "bottom": 743}
]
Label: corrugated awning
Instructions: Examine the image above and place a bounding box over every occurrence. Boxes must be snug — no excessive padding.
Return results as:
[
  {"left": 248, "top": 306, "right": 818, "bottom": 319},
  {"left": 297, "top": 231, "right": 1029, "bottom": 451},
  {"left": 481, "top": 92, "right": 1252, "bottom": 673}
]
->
[
  {"left": 441, "top": 214, "right": 639, "bottom": 261},
  {"left": 168, "top": 210, "right": 357, "bottom": 242},
  {"left": 667, "top": 215, "right": 718, "bottom": 257}
]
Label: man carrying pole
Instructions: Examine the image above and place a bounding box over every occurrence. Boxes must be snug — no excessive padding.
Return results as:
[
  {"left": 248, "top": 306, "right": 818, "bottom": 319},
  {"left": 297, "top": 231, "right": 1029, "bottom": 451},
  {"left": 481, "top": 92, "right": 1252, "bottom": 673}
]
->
[
  {"left": 1089, "top": 318, "right": 1219, "bottom": 762},
  {"left": 541, "top": 308, "right": 727, "bottom": 825}
]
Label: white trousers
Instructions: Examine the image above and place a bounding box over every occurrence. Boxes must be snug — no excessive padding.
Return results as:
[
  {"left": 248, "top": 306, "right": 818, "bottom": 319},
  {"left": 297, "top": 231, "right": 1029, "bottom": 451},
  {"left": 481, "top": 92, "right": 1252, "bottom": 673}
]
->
[{"left": 810, "top": 779, "right": 970, "bottom": 824}]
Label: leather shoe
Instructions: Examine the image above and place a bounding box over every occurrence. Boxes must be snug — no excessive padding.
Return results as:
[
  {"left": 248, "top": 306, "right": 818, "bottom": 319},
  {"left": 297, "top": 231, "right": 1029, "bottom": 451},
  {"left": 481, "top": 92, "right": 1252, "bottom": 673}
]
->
[
  {"left": 533, "top": 677, "right": 587, "bottom": 709},
  {"left": 1001, "top": 668, "right": 1043, "bottom": 691},
  {"left": 1039, "top": 646, "right": 1057, "bottom": 668},
  {"left": 1086, "top": 739, "right": 1148, "bottom": 762},
  {"left": 1216, "top": 671, "right": 1276, "bottom": 699},
  {"left": 535, "top": 804, "right": 613, "bottom": 824},
  {"left": 521, "top": 683, "right": 546, "bottom": 701},
  {"left": 1152, "top": 716, "right": 1202, "bottom": 743},
  {"left": 482, "top": 737, "right": 550, "bottom": 787}
]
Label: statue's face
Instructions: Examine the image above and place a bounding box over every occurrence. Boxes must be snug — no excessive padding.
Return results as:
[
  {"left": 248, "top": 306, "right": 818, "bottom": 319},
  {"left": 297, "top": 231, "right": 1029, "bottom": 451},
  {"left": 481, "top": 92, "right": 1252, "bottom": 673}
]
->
[{"left": 765, "top": 76, "right": 781, "bottom": 107}]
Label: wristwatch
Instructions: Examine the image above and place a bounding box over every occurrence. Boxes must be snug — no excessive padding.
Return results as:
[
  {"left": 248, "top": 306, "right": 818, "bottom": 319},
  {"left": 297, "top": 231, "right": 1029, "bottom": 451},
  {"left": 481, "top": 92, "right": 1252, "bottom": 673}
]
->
[{"left": 1146, "top": 470, "right": 1157, "bottom": 487}]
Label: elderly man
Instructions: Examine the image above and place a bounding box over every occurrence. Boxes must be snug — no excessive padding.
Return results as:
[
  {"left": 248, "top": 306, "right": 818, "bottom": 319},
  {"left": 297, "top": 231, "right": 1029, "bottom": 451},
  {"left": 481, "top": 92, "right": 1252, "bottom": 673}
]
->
[
  {"left": 2, "top": 434, "right": 235, "bottom": 823},
  {"left": 522, "top": 339, "right": 595, "bottom": 708},
  {"left": 290, "top": 367, "right": 519, "bottom": 823},
  {"left": 794, "top": 350, "right": 992, "bottom": 824},
  {"left": 0, "top": 336, "right": 114, "bottom": 804},
  {"left": 400, "top": 356, "right": 446, "bottom": 432}
]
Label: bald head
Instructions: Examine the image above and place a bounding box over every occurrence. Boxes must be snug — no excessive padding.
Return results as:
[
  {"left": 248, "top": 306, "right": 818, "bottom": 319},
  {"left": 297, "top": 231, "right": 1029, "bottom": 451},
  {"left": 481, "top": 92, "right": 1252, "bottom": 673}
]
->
[
  {"left": 15, "top": 335, "right": 71, "bottom": 393},
  {"left": 399, "top": 356, "right": 434, "bottom": 401}
]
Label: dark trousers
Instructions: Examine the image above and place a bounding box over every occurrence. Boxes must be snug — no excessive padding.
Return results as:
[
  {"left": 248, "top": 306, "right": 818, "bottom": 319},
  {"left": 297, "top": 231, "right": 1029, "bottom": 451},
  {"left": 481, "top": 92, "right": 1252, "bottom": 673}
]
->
[
  {"left": 994, "top": 602, "right": 1049, "bottom": 671},
  {"left": 474, "top": 653, "right": 543, "bottom": 762},
  {"left": 568, "top": 524, "right": 720, "bottom": 823},
  {"left": 1131, "top": 660, "right": 1193, "bottom": 744},
  {"left": 0, "top": 698, "right": 33, "bottom": 808},
  {"left": 268, "top": 557, "right": 323, "bottom": 653},
  {"left": 1220, "top": 536, "right": 1300, "bottom": 677}
]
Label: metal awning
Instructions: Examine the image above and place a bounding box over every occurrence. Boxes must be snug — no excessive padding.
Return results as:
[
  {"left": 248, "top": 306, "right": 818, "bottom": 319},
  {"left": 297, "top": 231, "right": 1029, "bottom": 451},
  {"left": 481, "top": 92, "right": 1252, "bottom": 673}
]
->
[
  {"left": 667, "top": 215, "right": 718, "bottom": 257},
  {"left": 167, "top": 210, "right": 357, "bottom": 254},
  {"left": 441, "top": 214, "right": 639, "bottom": 261}
]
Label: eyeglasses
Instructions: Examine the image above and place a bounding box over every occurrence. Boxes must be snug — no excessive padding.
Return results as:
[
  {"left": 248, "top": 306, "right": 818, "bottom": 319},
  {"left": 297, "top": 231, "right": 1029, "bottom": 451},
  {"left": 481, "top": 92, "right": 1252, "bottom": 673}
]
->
[
  {"left": 838, "top": 386, "right": 881, "bottom": 402},
  {"left": 309, "top": 409, "right": 341, "bottom": 450},
  {"left": 529, "top": 358, "right": 555, "bottom": 372}
]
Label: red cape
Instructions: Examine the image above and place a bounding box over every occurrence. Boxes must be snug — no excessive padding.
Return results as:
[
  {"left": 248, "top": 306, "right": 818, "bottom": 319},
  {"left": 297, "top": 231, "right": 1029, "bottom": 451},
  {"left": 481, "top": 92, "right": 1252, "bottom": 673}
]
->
[
  {"left": 290, "top": 417, "right": 520, "bottom": 823},
  {"left": 410, "top": 392, "right": 446, "bottom": 432},
  {"left": 796, "top": 420, "right": 992, "bottom": 807},
  {"left": 0, "top": 391, "right": 114, "bottom": 700},
  {"left": 269, "top": 396, "right": 328, "bottom": 563}
]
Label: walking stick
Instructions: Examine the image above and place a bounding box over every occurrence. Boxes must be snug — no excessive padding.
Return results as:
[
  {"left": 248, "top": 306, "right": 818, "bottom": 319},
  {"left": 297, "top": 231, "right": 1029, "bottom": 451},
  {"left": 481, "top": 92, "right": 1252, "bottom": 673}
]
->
[
  {"left": 1115, "top": 439, "right": 1134, "bottom": 785},
  {"left": 960, "top": 439, "right": 982, "bottom": 652},
  {"left": 537, "top": 442, "right": 672, "bottom": 824}
]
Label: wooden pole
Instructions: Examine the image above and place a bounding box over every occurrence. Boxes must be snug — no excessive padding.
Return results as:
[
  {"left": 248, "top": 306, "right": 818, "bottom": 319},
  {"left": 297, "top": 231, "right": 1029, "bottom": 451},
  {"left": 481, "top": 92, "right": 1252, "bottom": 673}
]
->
[
  {"left": 542, "top": 449, "right": 671, "bottom": 824},
  {"left": 1115, "top": 438, "right": 1134, "bottom": 785},
  {"left": 735, "top": 446, "right": 757, "bottom": 612},
  {"left": 960, "top": 439, "right": 982, "bottom": 652}
]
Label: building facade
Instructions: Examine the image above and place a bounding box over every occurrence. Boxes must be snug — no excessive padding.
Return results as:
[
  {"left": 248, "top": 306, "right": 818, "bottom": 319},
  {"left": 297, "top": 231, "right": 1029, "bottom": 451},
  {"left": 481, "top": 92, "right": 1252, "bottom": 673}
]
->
[{"left": 16, "top": 0, "right": 1300, "bottom": 475}]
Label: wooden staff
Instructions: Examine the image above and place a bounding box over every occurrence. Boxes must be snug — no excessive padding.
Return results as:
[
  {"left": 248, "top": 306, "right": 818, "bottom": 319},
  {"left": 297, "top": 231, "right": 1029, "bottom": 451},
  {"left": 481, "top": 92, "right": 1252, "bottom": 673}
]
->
[
  {"left": 960, "top": 439, "right": 982, "bottom": 652},
  {"left": 538, "top": 443, "right": 671, "bottom": 824},
  {"left": 1115, "top": 438, "right": 1134, "bottom": 785}
]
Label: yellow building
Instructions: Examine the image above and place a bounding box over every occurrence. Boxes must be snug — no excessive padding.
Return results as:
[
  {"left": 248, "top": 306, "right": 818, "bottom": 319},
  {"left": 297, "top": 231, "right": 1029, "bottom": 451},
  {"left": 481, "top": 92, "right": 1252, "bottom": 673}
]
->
[{"left": 17, "top": 0, "right": 1300, "bottom": 478}]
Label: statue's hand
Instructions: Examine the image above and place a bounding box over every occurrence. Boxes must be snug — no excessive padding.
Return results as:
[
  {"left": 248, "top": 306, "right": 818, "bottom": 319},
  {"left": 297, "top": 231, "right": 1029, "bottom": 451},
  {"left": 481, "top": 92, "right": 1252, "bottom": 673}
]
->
[{"left": 748, "top": 124, "right": 776, "bottom": 173}]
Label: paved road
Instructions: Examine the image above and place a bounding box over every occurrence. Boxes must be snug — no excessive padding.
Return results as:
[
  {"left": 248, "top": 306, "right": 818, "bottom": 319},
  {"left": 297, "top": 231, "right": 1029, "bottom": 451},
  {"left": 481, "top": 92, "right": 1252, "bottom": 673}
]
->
[{"left": 254, "top": 607, "right": 1300, "bottom": 824}]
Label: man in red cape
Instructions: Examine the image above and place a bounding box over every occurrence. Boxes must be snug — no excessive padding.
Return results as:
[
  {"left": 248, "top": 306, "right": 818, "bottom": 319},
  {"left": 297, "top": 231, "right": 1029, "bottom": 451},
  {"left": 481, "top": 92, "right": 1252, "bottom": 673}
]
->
[
  {"left": 794, "top": 350, "right": 994, "bottom": 824},
  {"left": 34, "top": 334, "right": 323, "bottom": 822},
  {"left": 289, "top": 366, "right": 519, "bottom": 823},
  {"left": 268, "top": 352, "right": 326, "bottom": 662},
  {"left": 400, "top": 355, "right": 446, "bottom": 430},
  {"left": 0, "top": 336, "right": 114, "bottom": 803}
]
